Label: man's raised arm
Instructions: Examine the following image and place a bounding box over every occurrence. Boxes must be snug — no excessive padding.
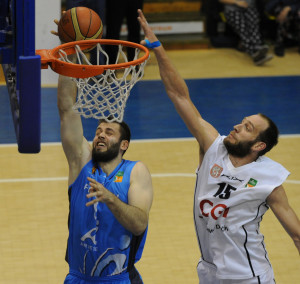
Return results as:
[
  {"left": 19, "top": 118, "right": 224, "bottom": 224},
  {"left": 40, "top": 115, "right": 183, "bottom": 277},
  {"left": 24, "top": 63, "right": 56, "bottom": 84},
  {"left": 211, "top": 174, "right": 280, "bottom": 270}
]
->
[
  {"left": 57, "top": 75, "right": 91, "bottom": 185},
  {"left": 137, "top": 9, "right": 218, "bottom": 154}
]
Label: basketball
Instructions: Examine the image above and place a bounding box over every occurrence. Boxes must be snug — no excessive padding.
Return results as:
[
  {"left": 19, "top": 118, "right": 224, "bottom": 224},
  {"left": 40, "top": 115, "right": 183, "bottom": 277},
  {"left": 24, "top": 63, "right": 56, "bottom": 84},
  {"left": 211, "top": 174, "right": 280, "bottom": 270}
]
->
[{"left": 58, "top": 7, "right": 103, "bottom": 43}]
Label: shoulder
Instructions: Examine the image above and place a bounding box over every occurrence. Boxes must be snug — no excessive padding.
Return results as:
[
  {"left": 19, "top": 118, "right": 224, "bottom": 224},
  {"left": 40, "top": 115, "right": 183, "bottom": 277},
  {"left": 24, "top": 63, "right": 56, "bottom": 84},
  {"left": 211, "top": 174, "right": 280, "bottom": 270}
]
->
[
  {"left": 120, "top": 160, "right": 151, "bottom": 179},
  {"left": 255, "top": 156, "right": 290, "bottom": 186},
  {"left": 205, "top": 135, "right": 226, "bottom": 156},
  {"left": 257, "top": 156, "right": 289, "bottom": 172},
  {"left": 130, "top": 161, "right": 152, "bottom": 181},
  {"left": 132, "top": 161, "right": 151, "bottom": 174},
  {"left": 199, "top": 134, "right": 224, "bottom": 168}
]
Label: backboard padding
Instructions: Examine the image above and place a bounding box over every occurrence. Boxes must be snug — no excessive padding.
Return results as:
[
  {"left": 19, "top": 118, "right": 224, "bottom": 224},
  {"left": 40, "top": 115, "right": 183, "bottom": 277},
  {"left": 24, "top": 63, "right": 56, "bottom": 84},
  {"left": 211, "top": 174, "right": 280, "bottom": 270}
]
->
[{"left": 0, "top": 0, "right": 41, "bottom": 153}]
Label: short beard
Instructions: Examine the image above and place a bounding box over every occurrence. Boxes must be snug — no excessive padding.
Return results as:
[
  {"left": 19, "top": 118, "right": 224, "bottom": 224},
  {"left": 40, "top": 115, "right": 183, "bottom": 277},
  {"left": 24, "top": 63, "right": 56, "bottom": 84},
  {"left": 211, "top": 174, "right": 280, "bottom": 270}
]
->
[
  {"left": 224, "top": 138, "right": 258, "bottom": 158},
  {"left": 92, "top": 141, "right": 121, "bottom": 164}
]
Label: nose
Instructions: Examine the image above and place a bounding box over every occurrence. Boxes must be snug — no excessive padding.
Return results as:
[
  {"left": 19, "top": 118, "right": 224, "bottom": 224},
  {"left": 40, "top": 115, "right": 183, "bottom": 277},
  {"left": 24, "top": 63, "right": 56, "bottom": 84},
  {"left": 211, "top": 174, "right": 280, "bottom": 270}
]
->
[
  {"left": 96, "top": 131, "right": 105, "bottom": 140},
  {"left": 234, "top": 123, "right": 242, "bottom": 132}
]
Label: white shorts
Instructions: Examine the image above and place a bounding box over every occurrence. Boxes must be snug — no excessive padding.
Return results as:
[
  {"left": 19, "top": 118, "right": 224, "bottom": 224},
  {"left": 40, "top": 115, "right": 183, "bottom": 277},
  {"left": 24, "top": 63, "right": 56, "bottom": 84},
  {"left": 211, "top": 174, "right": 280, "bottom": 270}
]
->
[{"left": 197, "top": 260, "right": 276, "bottom": 284}]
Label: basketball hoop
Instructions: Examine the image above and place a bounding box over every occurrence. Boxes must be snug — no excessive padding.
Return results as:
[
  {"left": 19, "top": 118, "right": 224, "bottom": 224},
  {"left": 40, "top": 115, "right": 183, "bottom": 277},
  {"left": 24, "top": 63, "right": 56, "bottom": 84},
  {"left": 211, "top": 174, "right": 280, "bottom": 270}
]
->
[{"left": 36, "top": 39, "right": 150, "bottom": 122}]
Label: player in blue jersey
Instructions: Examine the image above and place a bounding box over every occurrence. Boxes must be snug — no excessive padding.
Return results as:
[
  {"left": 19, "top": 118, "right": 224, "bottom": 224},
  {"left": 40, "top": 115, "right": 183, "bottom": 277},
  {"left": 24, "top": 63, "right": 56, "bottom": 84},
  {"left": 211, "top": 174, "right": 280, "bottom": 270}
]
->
[{"left": 57, "top": 74, "right": 153, "bottom": 283}]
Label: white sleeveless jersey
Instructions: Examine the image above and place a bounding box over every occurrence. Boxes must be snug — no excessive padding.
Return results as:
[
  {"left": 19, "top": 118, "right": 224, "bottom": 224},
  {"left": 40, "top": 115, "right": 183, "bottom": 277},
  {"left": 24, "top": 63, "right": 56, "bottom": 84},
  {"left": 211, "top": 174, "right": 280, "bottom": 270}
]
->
[{"left": 194, "top": 135, "right": 290, "bottom": 279}]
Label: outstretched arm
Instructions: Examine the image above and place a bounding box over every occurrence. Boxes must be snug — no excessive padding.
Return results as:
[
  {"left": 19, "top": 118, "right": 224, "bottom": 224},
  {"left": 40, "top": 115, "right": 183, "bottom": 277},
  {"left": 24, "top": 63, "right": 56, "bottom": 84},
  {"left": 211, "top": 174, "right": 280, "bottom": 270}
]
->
[
  {"left": 137, "top": 9, "right": 218, "bottom": 156},
  {"left": 267, "top": 185, "right": 300, "bottom": 254},
  {"left": 57, "top": 75, "right": 91, "bottom": 186},
  {"left": 86, "top": 162, "right": 153, "bottom": 236}
]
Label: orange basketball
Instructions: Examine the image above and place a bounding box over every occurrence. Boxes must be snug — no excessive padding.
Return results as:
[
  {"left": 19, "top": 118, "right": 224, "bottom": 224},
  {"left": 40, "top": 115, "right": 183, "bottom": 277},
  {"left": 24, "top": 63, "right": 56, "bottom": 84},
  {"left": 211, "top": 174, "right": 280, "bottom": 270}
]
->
[{"left": 58, "top": 7, "right": 103, "bottom": 43}]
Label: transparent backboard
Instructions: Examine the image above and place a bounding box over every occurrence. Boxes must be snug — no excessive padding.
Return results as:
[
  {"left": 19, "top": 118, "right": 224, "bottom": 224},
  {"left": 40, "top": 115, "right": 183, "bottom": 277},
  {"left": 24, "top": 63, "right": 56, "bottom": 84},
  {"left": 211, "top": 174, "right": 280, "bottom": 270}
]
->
[{"left": 0, "top": 0, "right": 41, "bottom": 153}]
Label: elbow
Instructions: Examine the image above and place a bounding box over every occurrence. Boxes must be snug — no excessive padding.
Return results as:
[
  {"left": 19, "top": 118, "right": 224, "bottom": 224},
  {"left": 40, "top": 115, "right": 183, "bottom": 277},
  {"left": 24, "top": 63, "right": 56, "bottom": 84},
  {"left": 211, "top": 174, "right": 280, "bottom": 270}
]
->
[
  {"left": 290, "top": 225, "right": 300, "bottom": 242},
  {"left": 132, "top": 214, "right": 149, "bottom": 236},
  {"left": 293, "top": 238, "right": 300, "bottom": 254},
  {"left": 290, "top": 230, "right": 300, "bottom": 254},
  {"left": 292, "top": 234, "right": 300, "bottom": 242},
  {"left": 292, "top": 234, "right": 300, "bottom": 244},
  {"left": 133, "top": 228, "right": 147, "bottom": 237},
  {"left": 132, "top": 220, "right": 148, "bottom": 236}
]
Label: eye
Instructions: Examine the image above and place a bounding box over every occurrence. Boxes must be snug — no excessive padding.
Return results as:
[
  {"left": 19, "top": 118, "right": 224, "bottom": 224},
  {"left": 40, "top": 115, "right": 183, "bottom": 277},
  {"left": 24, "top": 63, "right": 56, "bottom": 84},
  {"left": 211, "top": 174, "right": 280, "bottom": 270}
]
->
[
  {"left": 245, "top": 124, "right": 252, "bottom": 132},
  {"left": 106, "top": 130, "right": 114, "bottom": 136}
]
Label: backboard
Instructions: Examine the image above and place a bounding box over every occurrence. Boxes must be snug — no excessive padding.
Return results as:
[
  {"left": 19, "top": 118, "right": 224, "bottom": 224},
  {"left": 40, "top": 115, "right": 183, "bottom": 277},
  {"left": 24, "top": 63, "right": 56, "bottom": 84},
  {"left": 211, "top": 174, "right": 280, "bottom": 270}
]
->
[{"left": 0, "top": 0, "right": 41, "bottom": 153}]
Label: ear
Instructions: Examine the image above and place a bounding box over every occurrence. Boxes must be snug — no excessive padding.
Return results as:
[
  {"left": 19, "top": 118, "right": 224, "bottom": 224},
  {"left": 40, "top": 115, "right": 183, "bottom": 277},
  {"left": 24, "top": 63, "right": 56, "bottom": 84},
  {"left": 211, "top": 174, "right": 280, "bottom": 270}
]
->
[
  {"left": 252, "top": 141, "right": 266, "bottom": 152},
  {"left": 120, "top": 140, "right": 129, "bottom": 151}
]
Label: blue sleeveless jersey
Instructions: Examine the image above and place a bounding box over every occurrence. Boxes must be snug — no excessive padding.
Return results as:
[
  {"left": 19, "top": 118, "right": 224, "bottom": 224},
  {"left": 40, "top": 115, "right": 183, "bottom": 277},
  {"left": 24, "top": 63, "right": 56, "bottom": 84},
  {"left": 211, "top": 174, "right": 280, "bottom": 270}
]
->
[{"left": 66, "top": 159, "right": 147, "bottom": 281}]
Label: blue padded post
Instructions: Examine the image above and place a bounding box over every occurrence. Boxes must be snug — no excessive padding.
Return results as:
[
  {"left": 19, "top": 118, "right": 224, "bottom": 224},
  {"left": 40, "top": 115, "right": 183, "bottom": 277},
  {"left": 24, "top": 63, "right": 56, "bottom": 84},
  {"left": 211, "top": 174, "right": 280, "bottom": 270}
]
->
[
  {"left": 18, "top": 55, "right": 41, "bottom": 153},
  {"left": 16, "top": 0, "right": 41, "bottom": 153}
]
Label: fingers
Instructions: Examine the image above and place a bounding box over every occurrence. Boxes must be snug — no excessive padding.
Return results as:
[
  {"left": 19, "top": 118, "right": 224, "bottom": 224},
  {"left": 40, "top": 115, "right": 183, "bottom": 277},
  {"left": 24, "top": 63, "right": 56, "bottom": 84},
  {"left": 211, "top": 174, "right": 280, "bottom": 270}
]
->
[
  {"left": 51, "top": 30, "right": 59, "bottom": 36},
  {"left": 86, "top": 189, "right": 100, "bottom": 206},
  {"left": 85, "top": 177, "right": 115, "bottom": 207},
  {"left": 86, "top": 191, "right": 98, "bottom": 199},
  {"left": 86, "top": 177, "right": 102, "bottom": 206},
  {"left": 138, "top": 10, "right": 148, "bottom": 26},
  {"left": 87, "top": 177, "right": 97, "bottom": 186},
  {"left": 137, "top": 9, "right": 148, "bottom": 30},
  {"left": 137, "top": 9, "right": 160, "bottom": 46},
  {"left": 51, "top": 19, "right": 60, "bottom": 37},
  {"left": 86, "top": 199, "right": 98, "bottom": 207},
  {"left": 87, "top": 178, "right": 100, "bottom": 194},
  {"left": 137, "top": 9, "right": 145, "bottom": 22}
]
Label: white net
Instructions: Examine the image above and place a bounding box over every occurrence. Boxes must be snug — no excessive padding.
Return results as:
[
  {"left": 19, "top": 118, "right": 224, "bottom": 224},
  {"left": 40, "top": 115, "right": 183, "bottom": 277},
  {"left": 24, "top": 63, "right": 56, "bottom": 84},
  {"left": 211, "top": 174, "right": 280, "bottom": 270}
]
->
[{"left": 58, "top": 42, "right": 148, "bottom": 122}]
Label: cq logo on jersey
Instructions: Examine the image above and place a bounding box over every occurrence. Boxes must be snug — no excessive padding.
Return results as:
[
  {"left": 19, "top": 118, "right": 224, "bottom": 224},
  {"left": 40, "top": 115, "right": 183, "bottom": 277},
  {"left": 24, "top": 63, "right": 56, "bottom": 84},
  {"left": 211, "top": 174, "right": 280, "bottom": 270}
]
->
[
  {"left": 210, "top": 164, "right": 223, "bottom": 178},
  {"left": 199, "top": 199, "right": 229, "bottom": 220}
]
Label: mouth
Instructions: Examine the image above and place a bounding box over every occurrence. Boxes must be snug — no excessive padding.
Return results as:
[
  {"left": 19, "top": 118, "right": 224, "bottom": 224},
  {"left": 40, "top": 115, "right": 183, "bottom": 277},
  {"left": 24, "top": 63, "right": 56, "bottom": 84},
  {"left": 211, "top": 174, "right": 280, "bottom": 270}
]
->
[
  {"left": 228, "top": 132, "right": 235, "bottom": 140},
  {"left": 95, "top": 141, "right": 106, "bottom": 149}
]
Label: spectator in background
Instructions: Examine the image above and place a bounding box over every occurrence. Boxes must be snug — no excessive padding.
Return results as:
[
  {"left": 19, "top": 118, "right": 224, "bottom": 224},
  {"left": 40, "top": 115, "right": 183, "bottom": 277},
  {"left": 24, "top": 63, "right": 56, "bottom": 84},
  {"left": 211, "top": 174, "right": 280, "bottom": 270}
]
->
[
  {"left": 202, "top": 0, "right": 240, "bottom": 48},
  {"left": 105, "top": 0, "right": 144, "bottom": 64},
  {"left": 265, "top": 0, "right": 300, "bottom": 56},
  {"left": 219, "top": 0, "right": 273, "bottom": 65}
]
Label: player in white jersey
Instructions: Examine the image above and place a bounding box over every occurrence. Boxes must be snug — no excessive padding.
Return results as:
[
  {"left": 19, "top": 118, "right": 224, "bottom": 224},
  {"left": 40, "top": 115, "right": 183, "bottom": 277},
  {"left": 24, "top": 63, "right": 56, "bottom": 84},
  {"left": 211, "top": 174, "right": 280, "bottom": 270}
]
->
[{"left": 137, "top": 9, "right": 300, "bottom": 284}]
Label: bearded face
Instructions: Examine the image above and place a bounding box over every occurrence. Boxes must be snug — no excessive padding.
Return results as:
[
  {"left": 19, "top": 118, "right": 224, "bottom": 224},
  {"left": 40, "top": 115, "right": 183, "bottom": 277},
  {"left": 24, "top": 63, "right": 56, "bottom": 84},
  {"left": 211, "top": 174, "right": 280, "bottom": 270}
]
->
[
  {"left": 223, "top": 137, "right": 259, "bottom": 158},
  {"left": 92, "top": 140, "right": 121, "bottom": 163}
]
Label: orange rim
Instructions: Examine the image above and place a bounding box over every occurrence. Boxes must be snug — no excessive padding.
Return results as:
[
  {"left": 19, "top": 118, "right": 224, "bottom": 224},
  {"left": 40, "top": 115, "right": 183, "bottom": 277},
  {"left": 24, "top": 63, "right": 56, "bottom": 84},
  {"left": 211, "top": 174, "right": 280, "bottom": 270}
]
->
[{"left": 36, "top": 39, "right": 150, "bottom": 78}]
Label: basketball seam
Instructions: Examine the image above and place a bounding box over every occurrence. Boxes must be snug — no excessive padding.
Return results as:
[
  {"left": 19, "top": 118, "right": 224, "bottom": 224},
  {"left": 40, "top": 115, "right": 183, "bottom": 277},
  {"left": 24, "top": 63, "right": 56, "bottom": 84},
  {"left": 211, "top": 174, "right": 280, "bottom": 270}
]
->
[
  {"left": 86, "top": 19, "right": 103, "bottom": 40},
  {"left": 91, "top": 25, "right": 103, "bottom": 39},
  {"left": 85, "top": 9, "right": 102, "bottom": 40},
  {"left": 59, "top": 20, "right": 75, "bottom": 42},
  {"left": 84, "top": 9, "right": 92, "bottom": 40}
]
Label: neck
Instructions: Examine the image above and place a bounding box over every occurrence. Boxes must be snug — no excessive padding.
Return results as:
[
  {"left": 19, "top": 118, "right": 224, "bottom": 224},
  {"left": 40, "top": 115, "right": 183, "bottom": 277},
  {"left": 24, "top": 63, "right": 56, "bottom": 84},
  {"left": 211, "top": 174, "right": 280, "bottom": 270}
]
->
[
  {"left": 98, "top": 156, "right": 123, "bottom": 176},
  {"left": 228, "top": 153, "right": 257, "bottom": 168}
]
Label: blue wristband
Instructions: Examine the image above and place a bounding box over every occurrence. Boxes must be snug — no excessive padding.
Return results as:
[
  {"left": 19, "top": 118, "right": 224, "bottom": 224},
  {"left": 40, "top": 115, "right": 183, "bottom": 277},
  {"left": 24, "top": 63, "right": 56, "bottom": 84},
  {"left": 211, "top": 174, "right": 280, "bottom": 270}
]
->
[{"left": 145, "top": 39, "right": 161, "bottom": 49}]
